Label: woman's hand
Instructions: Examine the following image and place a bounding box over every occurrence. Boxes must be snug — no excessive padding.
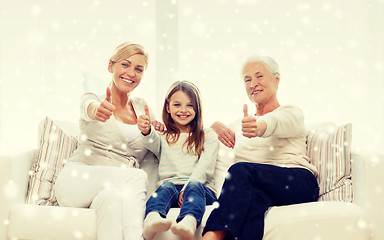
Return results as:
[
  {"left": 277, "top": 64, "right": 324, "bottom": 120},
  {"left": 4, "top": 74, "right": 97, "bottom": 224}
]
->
[
  {"left": 91, "top": 87, "right": 115, "bottom": 122},
  {"left": 137, "top": 105, "right": 151, "bottom": 135},
  {"left": 151, "top": 120, "right": 165, "bottom": 133},
  {"left": 211, "top": 122, "right": 235, "bottom": 148},
  {"left": 242, "top": 104, "right": 267, "bottom": 138}
]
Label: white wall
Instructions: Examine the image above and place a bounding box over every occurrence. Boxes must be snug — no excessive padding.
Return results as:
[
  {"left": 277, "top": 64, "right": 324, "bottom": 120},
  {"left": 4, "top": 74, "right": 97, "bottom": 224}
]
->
[
  {"left": 1, "top": 0, "right": 383, "bottom": 156},
  {"left": 176, "top": 0, "right": 384, "bottom": 155},
  {"left": 0, "top": 0, "right": 158, "bottom": 155}
]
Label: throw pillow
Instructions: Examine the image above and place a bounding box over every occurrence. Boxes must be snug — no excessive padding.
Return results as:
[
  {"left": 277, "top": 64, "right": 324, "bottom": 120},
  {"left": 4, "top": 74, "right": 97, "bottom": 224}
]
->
[
  {"left": 306, "top": 123, "right": 352, "bottom": 202},
  {"left": 26, "top": 117, "right": 79, "bottom": 205}
]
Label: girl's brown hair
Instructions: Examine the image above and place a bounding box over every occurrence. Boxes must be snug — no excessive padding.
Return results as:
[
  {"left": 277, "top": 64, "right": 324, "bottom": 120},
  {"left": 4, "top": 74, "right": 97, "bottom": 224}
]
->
[{"left": 162, "top": 81, "right": 205, "bottom": 158}]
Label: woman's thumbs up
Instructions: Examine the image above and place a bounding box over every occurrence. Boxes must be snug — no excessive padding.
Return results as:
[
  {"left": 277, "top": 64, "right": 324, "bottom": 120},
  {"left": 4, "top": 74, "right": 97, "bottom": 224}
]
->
[{"left": 93, "top": 87, "right": 115, "bottom": 122}]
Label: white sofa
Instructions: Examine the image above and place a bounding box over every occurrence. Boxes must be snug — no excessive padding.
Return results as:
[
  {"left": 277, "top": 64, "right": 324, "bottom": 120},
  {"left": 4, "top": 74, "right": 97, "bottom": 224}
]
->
[{"left": 0, "top": 120, "right": 381, "bottom": 240}]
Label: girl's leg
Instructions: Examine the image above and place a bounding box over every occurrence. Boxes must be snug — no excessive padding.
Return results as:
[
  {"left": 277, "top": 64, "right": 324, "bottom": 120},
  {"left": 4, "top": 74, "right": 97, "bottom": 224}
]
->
[
  {"left": 178, "top": 181, "right": 217, "bottom": 226},
  {"left": 145, "top": 181, "right": 179, "bottom": 217},
  {"left": 143, "top": 181, "right": 179, "bottom": 239},
  {"left": 171, "top": 181, "right": 217, "bottom": 239}
]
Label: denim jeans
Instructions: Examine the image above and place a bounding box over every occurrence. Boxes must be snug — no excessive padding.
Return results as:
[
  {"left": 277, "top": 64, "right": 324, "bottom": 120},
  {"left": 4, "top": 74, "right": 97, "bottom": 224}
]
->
[{"left": 145, "top": 180, "right": 217, "bottom": 227}]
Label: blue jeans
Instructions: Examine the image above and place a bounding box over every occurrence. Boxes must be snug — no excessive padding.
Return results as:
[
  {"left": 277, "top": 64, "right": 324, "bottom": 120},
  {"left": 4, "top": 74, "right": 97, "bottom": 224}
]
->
[
  {"left": 203, "top": 162, "right": 319, "bottom": 240},
  {"left": 145, "top": 181, "right": 217, "bottom": 227}
]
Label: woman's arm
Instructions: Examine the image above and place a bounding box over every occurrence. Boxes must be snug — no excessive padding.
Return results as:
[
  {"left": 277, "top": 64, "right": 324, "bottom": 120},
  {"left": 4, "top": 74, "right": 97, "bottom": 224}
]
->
[
  {"left": 140, "top": 127, "right": 161, "bottom": 158},
  {"left": 259, "top": 105, "right": 307, "bottom": 138},
  {"left": 81, "top": 88, "right": 115, "bottom": 122}
]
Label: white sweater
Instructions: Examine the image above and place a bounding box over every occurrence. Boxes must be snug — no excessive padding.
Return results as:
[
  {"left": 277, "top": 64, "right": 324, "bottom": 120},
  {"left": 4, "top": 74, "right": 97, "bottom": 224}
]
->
[
  {"left": 68, "top": 92, "right": 156, "bottom": 168},
  {"left": 232, "top": 105, "right": 318, "bottom": 176}
]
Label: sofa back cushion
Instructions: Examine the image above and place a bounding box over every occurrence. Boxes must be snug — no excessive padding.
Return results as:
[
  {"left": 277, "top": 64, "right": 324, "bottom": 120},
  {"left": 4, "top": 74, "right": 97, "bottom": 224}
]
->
[
  {"left": 306, "top": 123, "right": 353, "bottom": 202},
  {"left": 26, "top": 117, "right": 79, "bottom": 205},
  {"left": 26, "top": 117, "right": 353, "bottom": 205}
]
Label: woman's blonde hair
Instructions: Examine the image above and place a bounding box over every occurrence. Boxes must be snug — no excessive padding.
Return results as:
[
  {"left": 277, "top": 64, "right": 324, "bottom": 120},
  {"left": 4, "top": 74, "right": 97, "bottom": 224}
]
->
[
  {"left": 162, "top": 81, "right": 205, "bottom": 158},
  {"left": 110, "top": 42, "right": 149, "bottom": 69}
]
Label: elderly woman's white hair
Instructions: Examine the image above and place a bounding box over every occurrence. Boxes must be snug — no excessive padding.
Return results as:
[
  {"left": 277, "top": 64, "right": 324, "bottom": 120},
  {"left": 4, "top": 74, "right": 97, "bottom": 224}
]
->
[{"left": 241, "top": 55, "right": 280, "bottom": 77}]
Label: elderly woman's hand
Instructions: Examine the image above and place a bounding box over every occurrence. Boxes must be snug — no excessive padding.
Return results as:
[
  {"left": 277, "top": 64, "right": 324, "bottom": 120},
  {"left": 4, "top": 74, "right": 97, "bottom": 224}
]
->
[
  {"left": 242, "top": 104, "right": 267, "bottom": 138},
  {"left": 211, "top": 122, "right": 235, "bottom": 148}
]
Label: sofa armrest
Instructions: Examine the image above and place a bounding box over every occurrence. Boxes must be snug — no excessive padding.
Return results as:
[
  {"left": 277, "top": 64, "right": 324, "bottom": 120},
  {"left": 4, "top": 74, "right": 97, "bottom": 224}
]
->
[
  {"left": 11, "top": 149, "right": 37, "bottom": 204},
  {"left": 0, "top": 156, "right": 12, "bottom": 240},
  {"left": 357, "top": 153, "right": 384, "bottom": 240},
  {"left": 351, "top": 153, "right": 365, "bottom": 206}
]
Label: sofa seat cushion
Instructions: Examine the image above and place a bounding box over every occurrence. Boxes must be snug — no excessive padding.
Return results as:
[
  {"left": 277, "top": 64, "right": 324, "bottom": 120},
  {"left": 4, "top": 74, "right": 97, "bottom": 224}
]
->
[
  {"left": 8, "top": 204, "right": 96, "bottom": 240},
  {"left": 154, "top": 202, "right": 369, "bottom": 240},
  {"left": 264, "top": 201, "right": 369, "bottom": 240},
  {"left": 8, "top": 201, "right": 369, "bottom": 240}
]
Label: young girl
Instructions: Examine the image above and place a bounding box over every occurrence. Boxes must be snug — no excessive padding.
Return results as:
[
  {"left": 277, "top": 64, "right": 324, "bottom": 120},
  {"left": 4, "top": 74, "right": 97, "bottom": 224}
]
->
[{"left": 137, "top": 80, "right": 219, "bottom": 240}]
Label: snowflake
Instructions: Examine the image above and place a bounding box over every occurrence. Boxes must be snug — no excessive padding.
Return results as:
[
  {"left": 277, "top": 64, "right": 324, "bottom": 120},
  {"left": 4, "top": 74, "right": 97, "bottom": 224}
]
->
[
  {"left": 30, "top": 5, "right": 42, "bottom": 17},
  {"left": 3, "top": 180, "right": 18, "bottom": 199},
  {"left": 212, "top": 201, "right": 220, "bottom": 209},
  {"left": 70, "top": 169, "right": 79, "bottom": 177},
  {"left": 84, "top": 148, "right": 91, "bottom": 156},
  {"left": 82, "top": 172, "right": 90, "bottom": 180},
  {"left": 73, "top": 230, "right": 84, "bottom": 239},
  {"left": 72, "top": 209, "right": 80, "bottom": 217}
]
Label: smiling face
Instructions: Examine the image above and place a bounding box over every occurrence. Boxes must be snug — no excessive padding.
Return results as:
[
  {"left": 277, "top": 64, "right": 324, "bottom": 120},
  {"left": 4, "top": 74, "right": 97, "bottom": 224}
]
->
[
  {"left": 242, "top": 61, "right": 280, "bottom": 106},
  {"left": 108, "top": 54, "right": 146, "bottom": 94},
  {"left": 166, "top": 90, "right": 196, "bottom": 133}
]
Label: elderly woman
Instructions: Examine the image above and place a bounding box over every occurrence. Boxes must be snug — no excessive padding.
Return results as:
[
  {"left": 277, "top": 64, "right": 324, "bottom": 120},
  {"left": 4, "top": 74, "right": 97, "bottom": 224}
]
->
[{"left": 201, "top": 56, "right": 319, "bottom": 240}]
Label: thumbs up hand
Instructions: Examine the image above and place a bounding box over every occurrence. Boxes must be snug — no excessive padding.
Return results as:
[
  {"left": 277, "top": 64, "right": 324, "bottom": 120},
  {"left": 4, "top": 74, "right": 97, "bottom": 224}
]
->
[
  {"left": 137, "top": 105, "right": 152, "bottom": 135},
  {"left": 93, "top": 87, "right": 115, "bottom": 122},
  {"left": 242, "top": 104, "right": 260, "bottom": 138},
  {"left": 241, "top": 104, "right": 268, "bottom": 138}
]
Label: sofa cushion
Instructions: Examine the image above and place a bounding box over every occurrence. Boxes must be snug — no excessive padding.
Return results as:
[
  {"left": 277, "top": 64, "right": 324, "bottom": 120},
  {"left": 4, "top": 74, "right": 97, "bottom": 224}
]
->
[
  {"left": 263, "top": 201, "right": 369, "bottom": 240},
  {"left": 7, "top": 205, "right": 96, "bottom": 240},
  {"left": 26, "top": 117, "right": 79, "bottom": 205},
  {"left": 306, "top": 123, "right": 353, "bottom": 201}
]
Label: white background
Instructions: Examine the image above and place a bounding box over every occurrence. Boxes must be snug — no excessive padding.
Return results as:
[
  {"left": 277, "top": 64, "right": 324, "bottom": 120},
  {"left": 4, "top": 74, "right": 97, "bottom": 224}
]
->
[{"left": 0, "top": 0, "right": 383, "bottom": 156}]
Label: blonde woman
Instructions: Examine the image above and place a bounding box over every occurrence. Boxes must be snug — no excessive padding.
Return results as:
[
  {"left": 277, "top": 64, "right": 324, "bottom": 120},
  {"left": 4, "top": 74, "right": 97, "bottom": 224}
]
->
[{"left": 55, "top": 42, "right": 162, "bottom": 240}]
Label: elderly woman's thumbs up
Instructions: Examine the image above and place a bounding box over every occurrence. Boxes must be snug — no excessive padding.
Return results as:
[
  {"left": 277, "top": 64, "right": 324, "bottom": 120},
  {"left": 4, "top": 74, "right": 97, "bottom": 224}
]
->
[{"left": 242, "top": 104, "right": 267, "bottom": 138}]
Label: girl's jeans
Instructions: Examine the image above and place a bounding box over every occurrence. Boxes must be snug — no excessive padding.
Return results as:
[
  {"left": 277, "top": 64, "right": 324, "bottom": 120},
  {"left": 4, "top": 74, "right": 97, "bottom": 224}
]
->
[{"left": 145, "top": 180, "right": 217, "bottom": 227}]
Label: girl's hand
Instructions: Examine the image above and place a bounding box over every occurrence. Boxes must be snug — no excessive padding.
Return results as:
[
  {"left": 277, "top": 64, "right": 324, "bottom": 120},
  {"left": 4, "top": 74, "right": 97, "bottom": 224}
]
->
[
  {"left": 178, "top": 190, "right": 184, "bottom": 207},
  {"left": 93, "top": 87, "right": 115, "bottom": 122},
  {"left": 151, "top": 120, "right": 165, "bottom": 133},
  {"left": 211, "top": 122, "right": 235, "bottom": 148},
  {"left": 242, "top": 104, "right": 267, "bottom": 138},
  {"left": 137, "top": 105, "right": 151, "bottom": 135}
]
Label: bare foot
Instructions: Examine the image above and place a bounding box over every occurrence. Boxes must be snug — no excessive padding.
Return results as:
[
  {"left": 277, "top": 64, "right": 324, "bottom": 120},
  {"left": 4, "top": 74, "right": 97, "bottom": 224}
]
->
[{"left": 201, "top": 230, "right": 227, "bottom": 240}]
